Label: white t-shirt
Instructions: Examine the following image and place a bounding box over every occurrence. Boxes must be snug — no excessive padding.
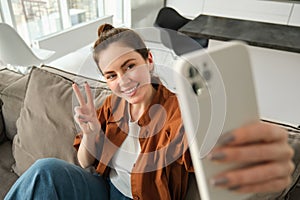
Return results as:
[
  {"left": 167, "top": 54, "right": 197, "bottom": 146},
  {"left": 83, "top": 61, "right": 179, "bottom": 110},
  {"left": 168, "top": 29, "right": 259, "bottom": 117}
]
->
[{"left": 109, "top": 117, "right": 141, "bottom": 198}]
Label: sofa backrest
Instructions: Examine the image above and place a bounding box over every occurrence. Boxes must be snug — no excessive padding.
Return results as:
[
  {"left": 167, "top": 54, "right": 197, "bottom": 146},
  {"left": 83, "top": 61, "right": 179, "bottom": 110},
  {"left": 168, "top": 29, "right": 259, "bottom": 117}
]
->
[{"left": 10, "top": 65, "right": 111, "bottom": 175}]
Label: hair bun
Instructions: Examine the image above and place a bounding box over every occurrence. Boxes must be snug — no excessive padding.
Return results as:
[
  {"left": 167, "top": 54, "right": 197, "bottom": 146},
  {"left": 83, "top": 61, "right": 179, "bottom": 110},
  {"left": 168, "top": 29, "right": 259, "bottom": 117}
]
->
[{"left": 97, "top": 23, "right": 114, "bottom": 37}]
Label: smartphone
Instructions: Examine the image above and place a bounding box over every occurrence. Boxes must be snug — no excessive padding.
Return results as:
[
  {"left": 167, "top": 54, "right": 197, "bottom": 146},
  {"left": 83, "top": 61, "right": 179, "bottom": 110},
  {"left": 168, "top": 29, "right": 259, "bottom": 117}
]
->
[{"left": 174, "top": 41, "right": 259, "bottom": 200}]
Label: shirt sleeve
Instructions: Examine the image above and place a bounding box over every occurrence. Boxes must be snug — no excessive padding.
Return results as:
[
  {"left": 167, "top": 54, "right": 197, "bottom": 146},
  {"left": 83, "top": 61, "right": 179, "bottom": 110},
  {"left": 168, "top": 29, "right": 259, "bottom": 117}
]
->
[
  {"left": 168, "top": 101, "right": 194, "bottom": 172},
  {"left": 176, "top": 125, "right": 194, "bottom": 172},
  {"left": 73, "top": 133, "right": 83, "bottom": 151}
]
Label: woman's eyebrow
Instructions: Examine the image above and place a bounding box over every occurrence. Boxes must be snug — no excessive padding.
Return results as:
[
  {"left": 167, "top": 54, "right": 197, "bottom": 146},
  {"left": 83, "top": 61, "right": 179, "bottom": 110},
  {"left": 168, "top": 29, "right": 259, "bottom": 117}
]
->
[
  {"left": 104, "top": 59, "right": 136, "bottom": 75},
  {"left": 120, "top": 58, "right": 135, "bottom": 69}
]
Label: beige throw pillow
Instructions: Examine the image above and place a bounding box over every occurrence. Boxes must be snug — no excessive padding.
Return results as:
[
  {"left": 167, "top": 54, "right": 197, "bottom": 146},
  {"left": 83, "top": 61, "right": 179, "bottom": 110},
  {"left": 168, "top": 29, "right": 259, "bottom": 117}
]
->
[{"left": 12, "top": 66, "right": 111, "bottom": 176}]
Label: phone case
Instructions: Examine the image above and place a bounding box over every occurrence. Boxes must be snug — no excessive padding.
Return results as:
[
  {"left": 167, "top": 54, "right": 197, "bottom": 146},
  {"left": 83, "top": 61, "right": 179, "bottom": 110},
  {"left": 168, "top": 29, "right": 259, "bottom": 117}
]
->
[{"left": 174, "top": 41, "right": 259, "bottom": 200}]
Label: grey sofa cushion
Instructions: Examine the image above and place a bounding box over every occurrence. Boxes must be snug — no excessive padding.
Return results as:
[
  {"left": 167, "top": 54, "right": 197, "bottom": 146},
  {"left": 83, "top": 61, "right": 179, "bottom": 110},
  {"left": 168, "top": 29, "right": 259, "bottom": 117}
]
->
[
  {"left": 0, "top": 67, "right": 28, "bottom": 140},
  {"left": 12, "top": 66, "right": 111, "bottom": 176},
  {"left": 284, "top": 133, "right": 300, "bottom": 199},
  {"left": 0, "top": 76, "right": 29, "bottom": 140},
  {"left": 0, "top": 99, "right": 5, "bottom": 143},
  {"left": 0, "top": 67, "right": 24, "bottom": 92},
  {"left": 0, "top": 141, "right": 18, "bottom": 199},
  {"left": 185, "top": 173, "right": 201, "bottom": 200}
]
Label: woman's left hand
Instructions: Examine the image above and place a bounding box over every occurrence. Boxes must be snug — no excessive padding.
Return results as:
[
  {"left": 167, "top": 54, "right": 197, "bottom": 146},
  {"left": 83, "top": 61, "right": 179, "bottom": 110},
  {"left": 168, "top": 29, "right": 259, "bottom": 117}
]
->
[{"left": 209, "top": 121, "right": 295, "bottom": 193}]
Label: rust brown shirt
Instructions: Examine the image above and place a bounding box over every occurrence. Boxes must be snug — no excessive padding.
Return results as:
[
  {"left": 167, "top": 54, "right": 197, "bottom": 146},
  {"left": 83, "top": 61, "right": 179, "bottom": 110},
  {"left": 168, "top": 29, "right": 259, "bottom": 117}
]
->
[{"left": 74, "top": 84, "right": 193, "bottom": 200}]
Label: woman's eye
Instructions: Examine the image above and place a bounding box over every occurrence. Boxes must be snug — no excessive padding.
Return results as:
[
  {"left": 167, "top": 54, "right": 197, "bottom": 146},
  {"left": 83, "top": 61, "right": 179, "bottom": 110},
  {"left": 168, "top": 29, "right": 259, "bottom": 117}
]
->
[
  {"left": 105, "top": 74, "right": 116, "bottom": 80},
  {"left": 126, "top": 64, "right": 135, "bottom": 70}
]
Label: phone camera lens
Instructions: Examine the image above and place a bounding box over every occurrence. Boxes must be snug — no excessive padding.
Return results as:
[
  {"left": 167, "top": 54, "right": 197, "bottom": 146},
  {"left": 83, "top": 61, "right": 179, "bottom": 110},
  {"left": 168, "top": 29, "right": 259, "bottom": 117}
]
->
[
  {"left": 189, "top": 66, "right": 198, "bottom": 78},
  {"left": 192, "top": 82, "right": 203, "bottom": 96}
]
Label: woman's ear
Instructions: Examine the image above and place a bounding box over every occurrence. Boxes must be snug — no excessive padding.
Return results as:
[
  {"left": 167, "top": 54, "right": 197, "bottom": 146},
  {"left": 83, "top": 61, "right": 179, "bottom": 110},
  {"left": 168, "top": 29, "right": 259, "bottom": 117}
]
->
[
  {"left": 147, "top": 51, "right": 154, "bottom": 72},
  {"left": 148, "top": 51, "right": 153, "bottom": 64}
]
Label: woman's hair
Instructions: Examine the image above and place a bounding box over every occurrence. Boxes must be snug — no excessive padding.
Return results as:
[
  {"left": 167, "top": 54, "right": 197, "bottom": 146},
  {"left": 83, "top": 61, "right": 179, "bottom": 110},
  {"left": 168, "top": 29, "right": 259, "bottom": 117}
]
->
[{"left": 93, "top": 24, "right": 149, "bottom": 68}]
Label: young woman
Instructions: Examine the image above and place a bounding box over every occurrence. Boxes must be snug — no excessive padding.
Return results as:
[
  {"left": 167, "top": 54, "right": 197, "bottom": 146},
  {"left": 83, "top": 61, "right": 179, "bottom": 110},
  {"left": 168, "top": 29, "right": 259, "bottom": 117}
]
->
[{"left": 5, "top": 24, "right": 294, "bottom": 200}]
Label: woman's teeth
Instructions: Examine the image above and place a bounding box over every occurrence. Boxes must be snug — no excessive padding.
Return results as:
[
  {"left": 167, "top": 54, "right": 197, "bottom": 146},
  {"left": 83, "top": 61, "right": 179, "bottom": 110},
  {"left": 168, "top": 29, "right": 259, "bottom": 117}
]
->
[{"left": 123, "top": 85, "right": 138, "bottom": 94}]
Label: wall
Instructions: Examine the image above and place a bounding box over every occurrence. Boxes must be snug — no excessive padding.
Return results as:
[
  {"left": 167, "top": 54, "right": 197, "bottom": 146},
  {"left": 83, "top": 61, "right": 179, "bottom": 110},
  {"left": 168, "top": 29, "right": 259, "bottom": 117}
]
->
[
  {"left": 167, "top": 0, "right": 300, "bottom": 26},
  {"left": 202, "top": 0, "right": 293, "bottom": 24},
  {"left": 166, "top": 0, "right": 204, "bottom": 18},
  {"left": 247, "top": 45, "right": 300, "bottom": 125},
  {"left": 199, "top": 39, "right": 300, "bottom": 126},
  {"left": 289, "top": 4, "right": 300, "bottom": 26},
  {"left": 167, "top": 0, "right": 300, "bottom": 125},
  {"left": 130, "top": 0, "right": 164, "bottom": 28}
]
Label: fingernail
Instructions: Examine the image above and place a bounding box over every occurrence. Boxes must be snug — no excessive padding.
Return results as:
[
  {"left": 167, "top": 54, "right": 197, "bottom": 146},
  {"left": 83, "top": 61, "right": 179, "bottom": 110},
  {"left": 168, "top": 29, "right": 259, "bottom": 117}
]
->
[
  {"left": 208, "top": 152, "right": 226, "bottom": 161},
  {"left": 210, "top": 177, "right": 229, "bottom": 186},
  {"left": 218, "top": 133, "right": 235, "bottom": 145}
]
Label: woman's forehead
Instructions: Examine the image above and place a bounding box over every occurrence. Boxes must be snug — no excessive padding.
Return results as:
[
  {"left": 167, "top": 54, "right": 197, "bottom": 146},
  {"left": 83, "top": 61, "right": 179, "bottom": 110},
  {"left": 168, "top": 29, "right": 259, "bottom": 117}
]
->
[{"left": 98, "top": 43, "right": 140, "bottom": 72}]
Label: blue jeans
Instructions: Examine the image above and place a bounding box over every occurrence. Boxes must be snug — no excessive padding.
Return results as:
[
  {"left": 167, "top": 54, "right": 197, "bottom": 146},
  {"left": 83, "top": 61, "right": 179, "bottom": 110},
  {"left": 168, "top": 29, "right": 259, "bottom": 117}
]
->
[
  {"left": 5, "top": 158, "right": 132, "bottom": 200},
  {"left": 107, "top": 178, "right": 132, "bottom": 200}
]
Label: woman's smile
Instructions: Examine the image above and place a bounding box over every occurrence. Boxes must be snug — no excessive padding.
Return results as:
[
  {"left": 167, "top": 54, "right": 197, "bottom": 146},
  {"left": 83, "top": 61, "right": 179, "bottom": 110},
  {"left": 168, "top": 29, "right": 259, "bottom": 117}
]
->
[{"left": 121, "top": 83, "right": 140, "bottom": 97}]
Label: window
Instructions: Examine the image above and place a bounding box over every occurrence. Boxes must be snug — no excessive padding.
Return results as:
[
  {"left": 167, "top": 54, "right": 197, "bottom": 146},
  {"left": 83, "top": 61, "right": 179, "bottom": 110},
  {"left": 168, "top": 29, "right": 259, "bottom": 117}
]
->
[
  {"left": 1, "top": 0, "right": 105, "bottom": 44},
  {"left": 12, "top": 0, "right": 62, "bottom": 43},
  {"left": 0, "top": 0, "right": 131, "bottom": 47},
  {"left": 67, "top": 0, "right": 99, "bottom": 25},
  {"left": 114, "top": 0, "right": 124, "bottom": 25}
]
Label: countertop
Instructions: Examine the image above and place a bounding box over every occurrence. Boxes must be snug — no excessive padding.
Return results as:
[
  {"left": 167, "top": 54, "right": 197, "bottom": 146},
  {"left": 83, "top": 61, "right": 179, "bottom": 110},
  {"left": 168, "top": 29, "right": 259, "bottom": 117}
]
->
[{"left": 179, "top": 15, "right": 300, "bottom": 53}]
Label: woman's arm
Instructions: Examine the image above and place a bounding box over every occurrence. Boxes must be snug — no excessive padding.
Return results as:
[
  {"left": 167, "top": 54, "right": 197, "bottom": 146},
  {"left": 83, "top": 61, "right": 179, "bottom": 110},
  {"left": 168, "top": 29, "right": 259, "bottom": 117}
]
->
[
  {"left": 73, "top": 83, "right": 101, "bottom": 168},
  {"left": 77, "top": 134, "right": 97, "bottom": 168}
]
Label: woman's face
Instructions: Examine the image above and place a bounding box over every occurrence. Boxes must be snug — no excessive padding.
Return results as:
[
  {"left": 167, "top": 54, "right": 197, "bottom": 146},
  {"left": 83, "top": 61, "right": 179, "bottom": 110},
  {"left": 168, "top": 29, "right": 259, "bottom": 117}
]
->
[{"left": 98, "top": 42, "right": 153, "bottom": 105}]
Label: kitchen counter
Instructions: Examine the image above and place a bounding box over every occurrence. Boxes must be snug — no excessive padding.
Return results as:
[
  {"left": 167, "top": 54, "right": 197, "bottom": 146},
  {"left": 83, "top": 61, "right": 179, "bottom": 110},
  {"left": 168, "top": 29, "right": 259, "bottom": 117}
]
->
[{"left": 179, "top": 14, "right": 300, "bottom": 53}]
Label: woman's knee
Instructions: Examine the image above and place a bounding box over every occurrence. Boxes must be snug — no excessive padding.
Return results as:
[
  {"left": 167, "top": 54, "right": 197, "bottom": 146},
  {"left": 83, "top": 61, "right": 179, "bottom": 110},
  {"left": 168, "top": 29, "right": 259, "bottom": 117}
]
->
[
  {"left": 34, "top": 158, "right": 66, "bottom": 167},
  {"left": 7, "top": 158, "right": 109, "bottom": 200},
  {"left": 28, "top": 158, "right": 72, "bottom": 176}
]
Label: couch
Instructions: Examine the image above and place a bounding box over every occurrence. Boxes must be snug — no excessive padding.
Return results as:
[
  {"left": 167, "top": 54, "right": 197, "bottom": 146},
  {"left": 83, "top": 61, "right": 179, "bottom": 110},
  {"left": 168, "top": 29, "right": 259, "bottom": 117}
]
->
[{"left": 0, "top": 65, "right": 300, "bottom": 200}]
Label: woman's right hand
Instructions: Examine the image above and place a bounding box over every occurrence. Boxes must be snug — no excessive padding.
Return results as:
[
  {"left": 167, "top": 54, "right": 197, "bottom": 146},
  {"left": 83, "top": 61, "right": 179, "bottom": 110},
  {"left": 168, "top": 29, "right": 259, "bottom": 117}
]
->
[
  {"left": 73, "top": 82, "right": 100, "bottom": 167},
  {"left": 72, "top": 82, "right": 100, "bottom": 136}
]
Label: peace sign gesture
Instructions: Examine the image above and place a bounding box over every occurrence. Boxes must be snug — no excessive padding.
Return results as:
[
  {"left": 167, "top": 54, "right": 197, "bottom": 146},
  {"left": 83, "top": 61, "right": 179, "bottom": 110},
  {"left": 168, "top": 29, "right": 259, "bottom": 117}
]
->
[{"left": 72, "top": 82, "right": 100, "bottom": 136}]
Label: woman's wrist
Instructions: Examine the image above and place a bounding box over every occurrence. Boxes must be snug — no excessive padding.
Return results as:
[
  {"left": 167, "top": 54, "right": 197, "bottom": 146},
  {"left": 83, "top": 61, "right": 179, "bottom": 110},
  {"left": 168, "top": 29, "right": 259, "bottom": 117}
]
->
[{"left": 81, "top": 132, "right": 98, "bottom": 155}]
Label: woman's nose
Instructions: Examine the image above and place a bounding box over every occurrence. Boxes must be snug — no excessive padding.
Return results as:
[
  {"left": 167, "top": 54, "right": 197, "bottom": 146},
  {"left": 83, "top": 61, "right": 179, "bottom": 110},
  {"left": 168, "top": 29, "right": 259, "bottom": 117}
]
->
[{"left": 118, "top": 72, "right": 131, "bottom": 86}]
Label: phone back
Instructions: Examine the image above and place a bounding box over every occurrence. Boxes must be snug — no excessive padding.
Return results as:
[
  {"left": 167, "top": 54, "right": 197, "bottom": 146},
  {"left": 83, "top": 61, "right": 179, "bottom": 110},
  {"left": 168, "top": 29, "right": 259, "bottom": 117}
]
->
[{"left": 174, "top": 41, "right": 259, "bottom": 200}]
